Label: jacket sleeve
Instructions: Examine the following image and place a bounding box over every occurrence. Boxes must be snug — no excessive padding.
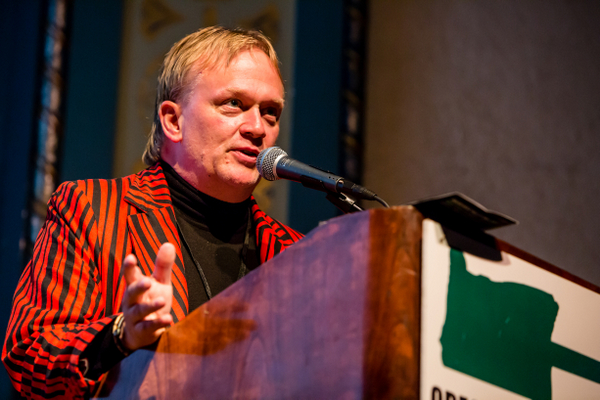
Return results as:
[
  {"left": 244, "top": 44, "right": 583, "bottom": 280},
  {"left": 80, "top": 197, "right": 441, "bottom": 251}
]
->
[{"left": 2, "top": 181, "right": 114, "bottom": 399}]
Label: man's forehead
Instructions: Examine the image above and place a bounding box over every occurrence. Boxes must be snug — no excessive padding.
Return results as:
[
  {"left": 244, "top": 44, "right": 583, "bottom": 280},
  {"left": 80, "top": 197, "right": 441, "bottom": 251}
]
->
[
  {"left": 192, "top": 50, "right": 284, "bottom": 96},
  {"left": 194, "top": 48, "right": 279, "bottom": 76}
]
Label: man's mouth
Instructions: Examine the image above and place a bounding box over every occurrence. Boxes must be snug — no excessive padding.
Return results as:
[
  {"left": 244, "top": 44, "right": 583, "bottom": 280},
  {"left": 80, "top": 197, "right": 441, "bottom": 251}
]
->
[
  {"left": 232, "top": 148, "right": 260, "bottom": 164},
  {"left": 239, "top": 149, "right": 258, "bottom": 157}
]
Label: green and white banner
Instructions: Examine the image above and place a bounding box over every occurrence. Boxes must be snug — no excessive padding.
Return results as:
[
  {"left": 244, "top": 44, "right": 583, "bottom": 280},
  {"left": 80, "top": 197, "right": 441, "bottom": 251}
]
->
[{"left": 421, "top": 219, "right": 600, "bottom": 400}]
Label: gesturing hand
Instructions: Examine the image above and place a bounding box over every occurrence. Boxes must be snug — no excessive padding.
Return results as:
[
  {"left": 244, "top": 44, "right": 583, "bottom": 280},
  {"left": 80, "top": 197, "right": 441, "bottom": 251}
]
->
[{"left": 121, "top": 242, "right": 175, "bottom": 352}]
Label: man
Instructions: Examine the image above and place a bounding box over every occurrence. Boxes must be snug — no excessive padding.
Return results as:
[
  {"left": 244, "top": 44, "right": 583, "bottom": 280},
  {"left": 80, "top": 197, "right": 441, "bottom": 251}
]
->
[{"left": 3, "top": 26, "right": 303, "bottom": 399}]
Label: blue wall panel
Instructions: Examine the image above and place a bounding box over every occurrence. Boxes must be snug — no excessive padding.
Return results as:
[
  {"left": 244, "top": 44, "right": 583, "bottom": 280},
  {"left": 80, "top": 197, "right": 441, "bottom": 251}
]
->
[
  {"left": 289, "top": 0, "right": 345, "bottom": 234},
  {"left": 0, "top": 2, "right": 45, "bottom": 397},
  {"left": 60, "top": 0, "right": 123, "bottom": 181}
]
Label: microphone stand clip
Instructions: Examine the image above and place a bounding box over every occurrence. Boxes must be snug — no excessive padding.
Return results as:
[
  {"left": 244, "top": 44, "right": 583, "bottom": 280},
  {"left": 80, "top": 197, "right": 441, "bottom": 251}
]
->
[{"left": 325, "top": 191, "right": 364, "bottom": 214}]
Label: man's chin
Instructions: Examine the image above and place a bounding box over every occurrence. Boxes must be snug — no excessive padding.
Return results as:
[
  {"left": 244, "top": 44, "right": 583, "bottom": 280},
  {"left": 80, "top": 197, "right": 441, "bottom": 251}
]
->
[
  {"left": 223, "top": 168, "right": 260, "bottom": 186},
  {"left": 222, "top": 175, "right": 260, "bottom": 195}
]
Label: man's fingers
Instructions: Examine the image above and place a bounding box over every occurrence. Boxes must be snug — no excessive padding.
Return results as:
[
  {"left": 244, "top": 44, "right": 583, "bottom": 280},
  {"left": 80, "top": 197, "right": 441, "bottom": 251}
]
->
[
  {"left": 127, "top": 297, "right": 167, "bottom": 322},
  {"left": 136, "top": 314, "right": 173, "bottom": 331},
  {"left": 130, "top": 315, "right": 172, "bottom": 336},
  {"left": 123, "top": 254, "right": 142, "bottom": 285},
  {"left": 153, "top": 243, "right": 175, "bottom": 284},
  {"left": 124, "top": 277, "right": 152, "bottom": 307},
  {"left": 123, "top": 313, "right": 173, "bottom": 351},
  {"left": 121, "top": 245, "right": 174, "bottom": 351}
]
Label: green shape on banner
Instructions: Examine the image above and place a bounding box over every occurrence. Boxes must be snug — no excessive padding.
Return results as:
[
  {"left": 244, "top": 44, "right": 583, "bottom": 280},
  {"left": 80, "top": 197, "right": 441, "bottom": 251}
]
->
[{"left": 440, "top": 249, "right": 600, "bottom": 400}]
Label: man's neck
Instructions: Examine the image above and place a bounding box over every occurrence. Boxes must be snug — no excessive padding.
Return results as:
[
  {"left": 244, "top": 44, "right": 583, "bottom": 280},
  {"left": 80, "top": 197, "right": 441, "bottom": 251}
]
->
[{"left": 161, "top": 159, "right": 254, "bottom": 203}]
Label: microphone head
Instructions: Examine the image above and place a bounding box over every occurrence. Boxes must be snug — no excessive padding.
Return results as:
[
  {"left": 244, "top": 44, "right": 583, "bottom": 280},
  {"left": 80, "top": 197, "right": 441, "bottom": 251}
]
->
[{"left": 256, "top": 146, "right": 288, "bottom": 181}]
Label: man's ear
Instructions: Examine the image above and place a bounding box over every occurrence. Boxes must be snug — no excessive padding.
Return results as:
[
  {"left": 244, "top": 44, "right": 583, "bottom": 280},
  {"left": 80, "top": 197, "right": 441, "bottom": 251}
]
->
[{"left": 159, "top": 100, "right": 183, "bottom": 143}]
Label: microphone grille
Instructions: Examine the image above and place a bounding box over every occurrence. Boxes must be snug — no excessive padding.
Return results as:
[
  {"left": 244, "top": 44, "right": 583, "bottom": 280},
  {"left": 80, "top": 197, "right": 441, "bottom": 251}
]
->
[{"left": 256, "top": 146, "right": 287, "bottom": 181}]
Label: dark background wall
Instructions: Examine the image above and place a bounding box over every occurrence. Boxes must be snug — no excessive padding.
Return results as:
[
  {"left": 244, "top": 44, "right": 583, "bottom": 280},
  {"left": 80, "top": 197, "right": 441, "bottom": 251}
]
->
[
  {"left": 0, "top": 2, "right": 45, "bottom": 398},
  {"left": 365, "top": 0, "right": 600, "bottom": 286},
  {"left": 60, "top": 0, "right": 123, "bottom": 182},
  {"left": 288, "top": 0, "right": 344, "bottom": 232},
  {"left": 0, "top": 0, "right": 341, "bottom": 396}
]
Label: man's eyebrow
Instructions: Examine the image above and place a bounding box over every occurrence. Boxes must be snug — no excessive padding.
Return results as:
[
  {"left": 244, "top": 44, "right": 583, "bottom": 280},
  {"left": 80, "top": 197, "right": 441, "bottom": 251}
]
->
[
  {"left": 271, "top": 98, "right": 285, "bottom": 108},
  {"left": 223, "top": 88, "right": 285, "bottom": 107}
]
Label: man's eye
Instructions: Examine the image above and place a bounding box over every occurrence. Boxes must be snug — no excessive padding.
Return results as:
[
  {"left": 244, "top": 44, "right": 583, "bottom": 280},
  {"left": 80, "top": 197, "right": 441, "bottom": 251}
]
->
[
  {"left": 263, "top": 107, "right": 278, "bottom": 118},
  {"left": 226, "top": 99, "right": 242, "bottom": 108}
]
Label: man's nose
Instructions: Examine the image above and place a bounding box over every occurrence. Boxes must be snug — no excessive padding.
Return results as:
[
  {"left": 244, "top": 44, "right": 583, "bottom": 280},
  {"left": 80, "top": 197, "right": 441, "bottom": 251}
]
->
[{"left": 240, "top": 107, "right": 266, "bottom": 138}]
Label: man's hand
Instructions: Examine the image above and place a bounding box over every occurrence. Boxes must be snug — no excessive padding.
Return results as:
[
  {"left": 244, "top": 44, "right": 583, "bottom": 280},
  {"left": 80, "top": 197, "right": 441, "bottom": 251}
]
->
[{"left": 121, "top": 242, "right": 175, "bottom": 351}]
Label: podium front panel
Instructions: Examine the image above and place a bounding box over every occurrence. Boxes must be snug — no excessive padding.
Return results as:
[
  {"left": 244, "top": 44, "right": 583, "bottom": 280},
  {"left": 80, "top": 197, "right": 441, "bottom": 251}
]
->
[{"left": 420, "top": 219, "right": 600, "bottom": 400}]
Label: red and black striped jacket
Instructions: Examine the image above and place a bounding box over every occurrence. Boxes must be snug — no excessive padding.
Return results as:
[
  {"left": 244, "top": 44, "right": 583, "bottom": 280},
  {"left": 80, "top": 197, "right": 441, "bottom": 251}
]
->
[{"left": 2, "top": 163, "right": 303, "bottom": 399}]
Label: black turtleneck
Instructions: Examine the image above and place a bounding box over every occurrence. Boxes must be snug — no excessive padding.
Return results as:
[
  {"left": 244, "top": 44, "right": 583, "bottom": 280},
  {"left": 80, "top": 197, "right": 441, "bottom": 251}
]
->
[{"left": 161, "top": 161, "right": 259, "bottom": 312}]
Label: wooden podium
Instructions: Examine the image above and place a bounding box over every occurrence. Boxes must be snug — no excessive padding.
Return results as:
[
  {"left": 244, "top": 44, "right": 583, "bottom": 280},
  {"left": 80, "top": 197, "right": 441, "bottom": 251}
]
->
[{"left": 95, "top": 207, "right": 600, "bottom": 400}]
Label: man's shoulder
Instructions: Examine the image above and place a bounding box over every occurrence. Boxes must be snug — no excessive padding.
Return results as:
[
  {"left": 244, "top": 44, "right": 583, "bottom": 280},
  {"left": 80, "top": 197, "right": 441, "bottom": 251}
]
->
[{"left": 52, "top": 163, "right": 169, "bottom": 208}]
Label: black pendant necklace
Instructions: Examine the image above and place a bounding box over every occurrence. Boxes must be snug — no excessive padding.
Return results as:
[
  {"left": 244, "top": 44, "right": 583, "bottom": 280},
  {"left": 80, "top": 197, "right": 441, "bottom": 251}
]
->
[{"left": 176, "top": 210, "right": 252, "bottom": 300}]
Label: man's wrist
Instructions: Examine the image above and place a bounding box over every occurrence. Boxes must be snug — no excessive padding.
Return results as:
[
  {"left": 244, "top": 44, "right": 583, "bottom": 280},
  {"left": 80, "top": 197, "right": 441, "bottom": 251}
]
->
[{"left": 112, "top": 314, "right": 132, "bottom": 356}]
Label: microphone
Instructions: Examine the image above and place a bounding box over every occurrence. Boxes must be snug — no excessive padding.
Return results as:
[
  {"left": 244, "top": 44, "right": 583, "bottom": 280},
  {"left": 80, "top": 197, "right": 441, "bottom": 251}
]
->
[{"left": 256, "top": 146, "right": 378, "bottom": 201}]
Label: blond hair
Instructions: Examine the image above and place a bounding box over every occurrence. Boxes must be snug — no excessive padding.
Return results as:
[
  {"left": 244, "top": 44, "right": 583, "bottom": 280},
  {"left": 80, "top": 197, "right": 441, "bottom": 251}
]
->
[{"left": 142, "top": 26, "right": 281, "bottom": 165}]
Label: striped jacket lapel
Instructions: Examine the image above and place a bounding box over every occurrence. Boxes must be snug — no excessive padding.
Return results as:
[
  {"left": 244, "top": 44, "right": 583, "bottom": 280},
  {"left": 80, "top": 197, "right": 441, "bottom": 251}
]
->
[
  {"left": 123, "top": 165, "right": 189, "bottom": 322},
  {"left": 250, "top": 198, "right": 304, "bottom": 264}
]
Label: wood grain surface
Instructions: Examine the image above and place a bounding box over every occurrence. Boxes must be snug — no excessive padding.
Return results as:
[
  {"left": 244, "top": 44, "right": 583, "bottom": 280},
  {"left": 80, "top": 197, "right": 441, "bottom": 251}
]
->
[
  {"left": 95, "top": 207, "right": 424, "bottom": 399},
  {"left": 363, "top": 207, "right": 423, "bottom": 399}
]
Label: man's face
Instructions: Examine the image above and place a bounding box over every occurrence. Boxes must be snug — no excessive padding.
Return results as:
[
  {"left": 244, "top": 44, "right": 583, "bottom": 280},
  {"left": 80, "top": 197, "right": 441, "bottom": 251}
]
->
[{"left": 170, "top": 49, "right": 284, "bottom": 202}]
